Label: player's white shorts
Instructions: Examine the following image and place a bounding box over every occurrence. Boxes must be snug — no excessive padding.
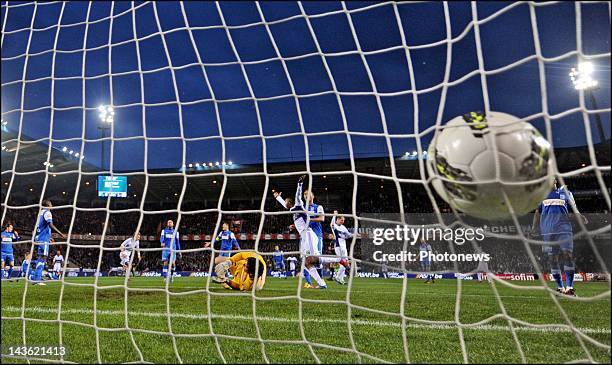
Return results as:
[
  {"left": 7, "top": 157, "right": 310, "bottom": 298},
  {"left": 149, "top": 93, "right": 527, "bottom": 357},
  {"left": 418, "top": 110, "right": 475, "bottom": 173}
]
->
[
  {"left": 53, "top": 263, "right": 62, "bottom": 272},
  {"left": 299, "top": 229, "right": 320, "bottom": 257},
  {"left": 120, "top": 251, "right": 131, "bottom": 266},
  {"left": 334, "top": 244, "right": 348, "bottom": 258}
]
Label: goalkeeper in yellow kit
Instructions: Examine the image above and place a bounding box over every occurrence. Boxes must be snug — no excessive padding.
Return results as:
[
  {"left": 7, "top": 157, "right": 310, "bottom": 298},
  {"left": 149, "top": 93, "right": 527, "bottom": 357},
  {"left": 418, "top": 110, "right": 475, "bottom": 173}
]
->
[{"left": 213, "top": 252, "right": 267, "bottom": 291}]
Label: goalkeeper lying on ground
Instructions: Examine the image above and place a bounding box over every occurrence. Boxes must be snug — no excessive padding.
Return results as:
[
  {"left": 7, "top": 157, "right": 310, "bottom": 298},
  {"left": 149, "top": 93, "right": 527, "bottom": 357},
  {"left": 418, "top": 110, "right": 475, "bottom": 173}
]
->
[{"left": 213, "top": 252, "right": 267, "bottom": 291}]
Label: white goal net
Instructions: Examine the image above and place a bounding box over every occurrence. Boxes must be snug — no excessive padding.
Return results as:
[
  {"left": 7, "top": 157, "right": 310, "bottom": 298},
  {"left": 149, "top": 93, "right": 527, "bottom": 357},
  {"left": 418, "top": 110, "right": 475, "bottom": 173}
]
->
[{"left": 1, "top": 1, "right": 610, "bottom": 363}]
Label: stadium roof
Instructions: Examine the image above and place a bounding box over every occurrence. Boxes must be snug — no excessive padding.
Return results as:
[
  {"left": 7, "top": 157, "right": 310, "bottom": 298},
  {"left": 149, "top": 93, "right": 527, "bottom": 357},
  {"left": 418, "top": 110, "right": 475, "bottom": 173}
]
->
[{"left": 2, "top": 126, "right": 609, "bottom": 208}]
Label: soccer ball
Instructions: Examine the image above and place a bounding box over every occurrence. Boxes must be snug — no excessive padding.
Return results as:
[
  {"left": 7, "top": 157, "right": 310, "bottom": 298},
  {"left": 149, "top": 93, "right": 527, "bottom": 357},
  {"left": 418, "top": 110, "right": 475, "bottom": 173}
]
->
[{"left": 427, "top": 111, "right": 554, "bottom": 220}]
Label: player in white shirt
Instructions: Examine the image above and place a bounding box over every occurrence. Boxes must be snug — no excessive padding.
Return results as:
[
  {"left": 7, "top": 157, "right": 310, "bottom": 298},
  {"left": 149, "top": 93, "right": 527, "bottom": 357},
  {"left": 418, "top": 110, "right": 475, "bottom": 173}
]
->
[
  {"left": 475, "top": 253, "right": 489, "bottom": 283},
  {"left": 331, "top": 210, "right": 354, "bottom": 285},
  {"left": 419, "top": 239, "right": 434, "bottom": 283},
  {"left": 275, "top": 176, "right": 348, "bottom": 289},
  {"left": 287, "top": 256, "right": 298, "bottom": 277},
  {"left": 120, "top": 233, "right": 141, "bottom": 279},
  {"left": 52, "top": 250, "right": 64, "bottom": 279}
]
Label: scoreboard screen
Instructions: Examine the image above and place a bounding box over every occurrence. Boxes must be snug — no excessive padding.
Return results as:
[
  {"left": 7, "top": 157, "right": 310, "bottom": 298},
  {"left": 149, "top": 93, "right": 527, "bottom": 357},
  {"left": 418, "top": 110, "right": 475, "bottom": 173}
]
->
[{"left": 97, "top": 176, "right": 128, "bottom": 198}]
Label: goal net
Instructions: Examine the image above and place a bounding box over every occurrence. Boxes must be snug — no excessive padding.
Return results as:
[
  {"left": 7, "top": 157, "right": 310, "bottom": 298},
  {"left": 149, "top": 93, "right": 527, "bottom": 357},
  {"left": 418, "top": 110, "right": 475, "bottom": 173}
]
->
[{"left": 1, "top": 1, "right": 610, "bottom": 363}]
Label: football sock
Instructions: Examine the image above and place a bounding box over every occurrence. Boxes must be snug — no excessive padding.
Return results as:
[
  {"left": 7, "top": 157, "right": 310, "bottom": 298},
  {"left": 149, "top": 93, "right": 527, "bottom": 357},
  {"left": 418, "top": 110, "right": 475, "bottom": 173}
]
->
[
  {"left": 564, "top": 263, "right": 575, "bottom": 289},
  {"left": 34, "top": 259, "right": 45, "bottom": 281},
  {"left": 308, "top": 267, "right": 326, "bottom": 287},
  {"left": 551, "top": 266, "right": 564, "bottom": 290},
  {"left": 302, "top": 268, "right": 312, "bottom": 285},
  {"left": 337, "top": 265, "right": 346, "bottom": 281}
]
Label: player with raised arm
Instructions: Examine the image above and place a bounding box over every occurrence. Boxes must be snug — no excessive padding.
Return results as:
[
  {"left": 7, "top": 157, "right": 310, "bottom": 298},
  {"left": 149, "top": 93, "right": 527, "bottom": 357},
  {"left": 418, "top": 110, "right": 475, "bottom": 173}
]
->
[
  {"left": 120, "top": 232, "right": 141, "bottom": 279},
  {"left": 52, "top": 250, "right": 64, "bottom": 280},
  {"left": 204, "top": 222, "right": 241, "bottom": 258},
  {"left": 419, "top": 239, "right": 434, "bottom": 284},
  {"left": 272, "top": 245, "right": 287, "bottom": 278},
  {"left": 331, "top": 211, "right": 354, "bottom": 285},
  {"left": 213, "top": 251, "right": 267, "bottom": 291},
  {"left": 32, "top": 200, "right": 66, "bottom": 285},
  {"left": 1, "top": 223, "right": 20, "bottom": 281},
  {"left": 160, "top": 220, "right": 182, "bottom": 283},
  {"left": 282, "top": 175, "right": 348, "bottom": 289},
  {"left": 274, "top": 189, "right": 314, "bottom": 288},
  {"left": 531, "top": 179, "right": 587, "bottom": 296}
]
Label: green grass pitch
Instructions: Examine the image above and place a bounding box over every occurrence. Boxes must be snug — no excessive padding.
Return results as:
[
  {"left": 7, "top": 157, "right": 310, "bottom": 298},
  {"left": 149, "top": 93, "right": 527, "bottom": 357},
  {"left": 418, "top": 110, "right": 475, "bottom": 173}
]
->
[{"left": 1, "top": 277, "right": 610, "bottom": 363}]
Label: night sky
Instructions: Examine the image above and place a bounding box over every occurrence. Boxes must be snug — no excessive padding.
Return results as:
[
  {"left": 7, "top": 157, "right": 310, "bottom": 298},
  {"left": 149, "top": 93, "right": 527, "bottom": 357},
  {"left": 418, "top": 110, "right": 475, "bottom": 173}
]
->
[{"left": 1, "top": 1, "right": 610, "bottom": 171}]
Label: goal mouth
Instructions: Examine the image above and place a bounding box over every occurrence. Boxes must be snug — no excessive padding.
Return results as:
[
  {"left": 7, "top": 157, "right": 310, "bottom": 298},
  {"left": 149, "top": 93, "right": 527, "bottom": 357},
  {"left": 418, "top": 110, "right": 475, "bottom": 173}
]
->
[{"left": 1, "top": 1, "right": 610, "bottom": 364}]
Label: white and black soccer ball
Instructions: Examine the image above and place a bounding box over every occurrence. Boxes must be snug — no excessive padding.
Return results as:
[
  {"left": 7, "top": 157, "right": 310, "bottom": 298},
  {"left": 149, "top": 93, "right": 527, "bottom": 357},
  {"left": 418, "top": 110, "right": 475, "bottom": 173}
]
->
[{"left": 427, "top": 111, "right": 554, "bottom": 220}]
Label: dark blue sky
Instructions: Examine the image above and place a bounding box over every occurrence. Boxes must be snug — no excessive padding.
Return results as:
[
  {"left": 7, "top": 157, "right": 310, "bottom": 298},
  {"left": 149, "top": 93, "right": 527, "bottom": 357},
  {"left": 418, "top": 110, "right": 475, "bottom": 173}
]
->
[{"left": 1, "top": 1, "right": 610, "bottom": 171}]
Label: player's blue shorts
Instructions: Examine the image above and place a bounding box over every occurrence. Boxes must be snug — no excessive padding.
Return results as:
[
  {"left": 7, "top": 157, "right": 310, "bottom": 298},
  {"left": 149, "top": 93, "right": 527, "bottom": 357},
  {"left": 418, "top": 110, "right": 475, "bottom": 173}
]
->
[
  {"left": 2, "top": 252, "right": 15, "bottom": 264},
  {"left": 36, "top": 242, "right": 50, "bottom": 257},
  {"left": 161, "top": 250, "right": 176, "bottom": 263},
  {"left": 542, "top": 232, "right": 573, "bottom": 255},
  {"left": 420, "top": 259, "right": 431, "bottom": 268},
  {"left": 274, "top": 261, "right": 285, "bottom": 270},
  {"left": 219, "top": 244, "right": 234, "bottom": 257}
]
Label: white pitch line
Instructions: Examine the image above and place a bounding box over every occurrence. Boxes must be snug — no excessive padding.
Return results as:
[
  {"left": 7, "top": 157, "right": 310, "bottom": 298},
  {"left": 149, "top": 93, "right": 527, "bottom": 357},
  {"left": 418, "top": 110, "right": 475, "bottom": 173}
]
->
[{"left": 2, "top": 306, "right": 610, "bottom": 335}]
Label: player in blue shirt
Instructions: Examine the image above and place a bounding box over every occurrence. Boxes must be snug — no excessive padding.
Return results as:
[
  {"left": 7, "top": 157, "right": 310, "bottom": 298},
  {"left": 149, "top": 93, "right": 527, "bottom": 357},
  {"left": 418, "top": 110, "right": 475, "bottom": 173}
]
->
[
  {"left": 2, "top": 223, "right": 21, "bottom": 280},
  {"left": 32, "top": 200, "right": 66, "bottom": 285},
  {"left": 160, "top": 219, "right": 182, "bottom": 283},
  {"left": 21, "top": 252, "right": 32, "bottom": 279},
  {"left": 272, "top": 245, "right": 287, "bottom": 278},
  {"left": 304, "top": 188, "right": 325, "bottom": 255},
  {"left": 304, "top": 188, "right": 325, "bottom": 278},
  {"left": 205, "top": 222, "right": 241, "bottom": 258},
  {"left": 531, "top": 180, "right": 587, "bottom": 296}
]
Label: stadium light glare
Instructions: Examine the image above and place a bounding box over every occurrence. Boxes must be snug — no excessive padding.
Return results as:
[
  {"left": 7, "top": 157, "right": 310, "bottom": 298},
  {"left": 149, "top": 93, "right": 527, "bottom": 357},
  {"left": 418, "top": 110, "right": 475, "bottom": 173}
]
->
[
  {"left": 188, "top": 163, "right": 193, "bottom": 168},
  {"left": 80, "top": 155, "right": 85, "bottom": 160},
  {"left": 43, "top": 162, "right": 48, "bottom": 166},
  {"left": 1, "top": 145, "right": 5, "bottom": 151},
  {"left": 1, "top": 120, "right": 7, "bottom": 127},
  {"left": 98, "top": 105, "right": 115, "bottom": 123},
  {"left": 49, "top": 164, "right": 54, "bottom": 168},
  {"left": 74, "top": 153, "right": 80, "bottom": 157},
  {"left": 62, "top": 147, "right": 67, "bottom": 152},
  {"left": 208, "top": 162, "right": 213, "bottom": 167},
  {"left": 228, "top": 161, "right": 233, "bottom": 165},
  {"left": 69, "top": 150, "right": 74, "bottom": 155},
  {"left": 215, "top": 161, "right": 219, "bottom": 166},
  {"left": 569, "top": 62, "right": 598, "bottom": 90},
  {"left": 195, "top": 163, "right": 200, "bottom": 167}
]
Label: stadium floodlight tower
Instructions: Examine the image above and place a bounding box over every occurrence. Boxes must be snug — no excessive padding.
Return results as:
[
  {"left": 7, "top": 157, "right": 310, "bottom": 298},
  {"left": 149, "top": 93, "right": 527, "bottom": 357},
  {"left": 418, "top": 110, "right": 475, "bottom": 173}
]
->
[
  {"left": 569, "top": 62, "right": 606, "bottom": 145},
  {"left": 98, "top": 105, "right": 114, "bottom": 170}
]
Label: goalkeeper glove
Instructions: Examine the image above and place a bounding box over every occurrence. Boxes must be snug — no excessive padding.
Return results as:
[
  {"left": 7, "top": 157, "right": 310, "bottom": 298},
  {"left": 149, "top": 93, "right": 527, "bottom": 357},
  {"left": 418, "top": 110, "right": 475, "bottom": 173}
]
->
[{"left": 214, "top": 260, "right": 232, "bottom": 283}]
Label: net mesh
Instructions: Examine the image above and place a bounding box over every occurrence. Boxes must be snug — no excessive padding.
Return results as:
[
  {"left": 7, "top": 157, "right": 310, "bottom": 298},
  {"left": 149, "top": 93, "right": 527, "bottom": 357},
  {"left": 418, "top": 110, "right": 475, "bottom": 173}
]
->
[{"left": 1, "top": 1, "right": 610, "bottom": 363}]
